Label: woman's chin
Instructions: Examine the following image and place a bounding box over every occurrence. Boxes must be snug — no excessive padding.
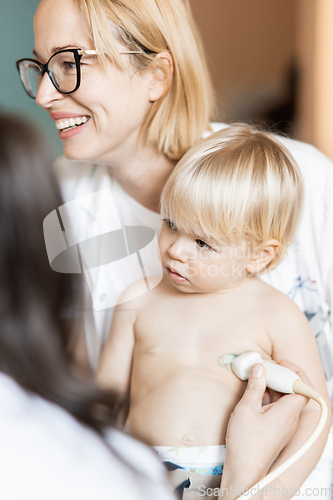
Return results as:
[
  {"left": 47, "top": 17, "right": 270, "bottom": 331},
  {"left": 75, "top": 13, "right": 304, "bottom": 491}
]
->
[{"left": 61, "top": 142, "right": 94, "bottom": 162}]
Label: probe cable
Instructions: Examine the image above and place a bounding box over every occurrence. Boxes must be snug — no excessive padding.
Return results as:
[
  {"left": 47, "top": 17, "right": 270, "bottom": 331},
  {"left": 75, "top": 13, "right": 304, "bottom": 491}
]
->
[{"left": 236, "top": 380, "right": 328, "bottom": 499}]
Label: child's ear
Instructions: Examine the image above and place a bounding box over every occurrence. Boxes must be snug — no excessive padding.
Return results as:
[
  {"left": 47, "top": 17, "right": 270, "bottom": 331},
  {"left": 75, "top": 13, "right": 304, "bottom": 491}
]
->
[
  {"left": 147, "top": 52, "right": 174, "bottom": 102},
  {"left": 246, "top": 239, "right": 280, "bottom": 274}
]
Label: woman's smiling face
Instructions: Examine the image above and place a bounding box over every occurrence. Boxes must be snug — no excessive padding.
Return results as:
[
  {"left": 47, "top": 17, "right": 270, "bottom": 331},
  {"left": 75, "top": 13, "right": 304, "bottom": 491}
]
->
[{"left": 33, "top": 0, "right": 154, "bottom": 164}]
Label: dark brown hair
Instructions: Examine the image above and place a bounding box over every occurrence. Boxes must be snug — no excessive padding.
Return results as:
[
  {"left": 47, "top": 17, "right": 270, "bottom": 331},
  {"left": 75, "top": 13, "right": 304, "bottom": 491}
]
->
[{"left": 0, "top": 113, "right": 124, "bottom": 433}]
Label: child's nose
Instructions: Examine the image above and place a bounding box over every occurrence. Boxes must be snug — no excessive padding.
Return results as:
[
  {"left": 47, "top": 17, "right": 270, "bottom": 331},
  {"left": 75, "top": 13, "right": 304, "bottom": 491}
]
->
[{"left": 167, "top": 237, "right": 190, "bottom": 262}]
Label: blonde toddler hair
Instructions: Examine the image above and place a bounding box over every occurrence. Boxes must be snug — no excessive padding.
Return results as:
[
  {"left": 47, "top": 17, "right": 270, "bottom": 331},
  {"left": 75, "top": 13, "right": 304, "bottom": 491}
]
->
[
  {"left": 160, "top": 124, "right": 303, "bottom": 271},
  {"left": 74, "top": 0, "right": 214, "bottom": 160}
]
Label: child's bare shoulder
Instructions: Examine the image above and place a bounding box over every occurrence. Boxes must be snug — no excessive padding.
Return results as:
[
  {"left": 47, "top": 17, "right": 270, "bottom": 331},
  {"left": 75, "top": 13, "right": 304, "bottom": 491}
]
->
[
  {"left": 253, "top": 278, "right": 311, "bottom": 338},
  {"left": 116, "top": 274, "right": 168, "bottom": 310},
  {"left": 253, "top": 277, "right": 305, "bottom": 320}
]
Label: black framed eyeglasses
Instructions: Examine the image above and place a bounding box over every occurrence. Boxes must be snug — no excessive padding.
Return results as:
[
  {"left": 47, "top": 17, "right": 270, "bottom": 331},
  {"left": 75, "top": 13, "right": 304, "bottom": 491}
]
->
[{"left": 16, "top": 48, "right": 143, "bottom": 99}]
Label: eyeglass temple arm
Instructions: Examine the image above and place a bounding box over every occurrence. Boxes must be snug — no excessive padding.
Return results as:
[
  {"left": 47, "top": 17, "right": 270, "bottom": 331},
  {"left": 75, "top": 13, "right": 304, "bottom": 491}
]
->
[{"left": 79, "top": 49, "right": 143, "bottom": 55}]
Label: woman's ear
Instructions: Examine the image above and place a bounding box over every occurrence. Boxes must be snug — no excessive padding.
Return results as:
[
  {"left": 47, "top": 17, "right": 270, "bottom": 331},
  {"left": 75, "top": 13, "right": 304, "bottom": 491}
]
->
[
  {"left": 148, "top": 51, "right": 174, "bottom": 102},
  {"left": 246, "top": 239, "right": 280, "bottom": 274}
]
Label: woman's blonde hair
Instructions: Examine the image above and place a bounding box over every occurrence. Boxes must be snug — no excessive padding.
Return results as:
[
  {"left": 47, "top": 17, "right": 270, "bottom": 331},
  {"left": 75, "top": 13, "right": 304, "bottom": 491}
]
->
[
  {"left": 160, "top": 124, "right": 303, "bottom": 271},
  {"left": 74, "top": 0, "right": 214, "bottom": 160}
]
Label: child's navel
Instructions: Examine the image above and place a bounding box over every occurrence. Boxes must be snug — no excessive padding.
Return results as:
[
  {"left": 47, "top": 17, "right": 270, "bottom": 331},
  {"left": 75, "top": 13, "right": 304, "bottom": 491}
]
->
[
  {"left": 181, "top": 434, "right": 196, "bottom": 444},
  {"left": 145, "top": 346, "right": 158, "bottom": 354}
]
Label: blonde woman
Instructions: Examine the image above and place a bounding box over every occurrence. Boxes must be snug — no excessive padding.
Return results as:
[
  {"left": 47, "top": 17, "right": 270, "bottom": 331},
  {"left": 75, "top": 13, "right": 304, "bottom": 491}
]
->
[
  {"left": 16, "top": 0, "right": 333, "bottom": 371},
  {"left": 97, "top": 125, "right": 330, "bottom": 499},
  {"left": 15, "top": 0, "right": 333, "bottom": 496}
]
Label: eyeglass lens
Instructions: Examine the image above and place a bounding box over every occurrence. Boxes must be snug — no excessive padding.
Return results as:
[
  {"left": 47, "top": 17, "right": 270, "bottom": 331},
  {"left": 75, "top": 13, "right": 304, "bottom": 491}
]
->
[
  {"left": 49, "top": 51, "right": 77, "bottom": 93},
  {"left": 18, "top": 51, "right": 78, "bottom": 98},
  {"left": 19, "top": 62, "right": 41, "bottom": 98}
]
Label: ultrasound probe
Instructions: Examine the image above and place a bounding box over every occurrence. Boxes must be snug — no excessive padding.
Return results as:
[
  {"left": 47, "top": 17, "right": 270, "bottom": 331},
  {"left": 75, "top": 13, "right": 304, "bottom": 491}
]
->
[{"left": 219, "top": 352, "right": 328, "bottom": 499}]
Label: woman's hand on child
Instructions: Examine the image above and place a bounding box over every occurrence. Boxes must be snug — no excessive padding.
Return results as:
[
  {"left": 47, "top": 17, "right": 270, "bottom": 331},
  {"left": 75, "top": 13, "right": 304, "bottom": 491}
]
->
[{"left": 221, "top": 361, "right": 309, "bottom": 498}]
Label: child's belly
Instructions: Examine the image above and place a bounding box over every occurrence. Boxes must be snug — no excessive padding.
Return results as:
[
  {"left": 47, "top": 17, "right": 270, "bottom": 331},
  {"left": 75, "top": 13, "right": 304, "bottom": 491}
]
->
[{"left": 128, "top": 366, "right": 246, "bottom": 447}]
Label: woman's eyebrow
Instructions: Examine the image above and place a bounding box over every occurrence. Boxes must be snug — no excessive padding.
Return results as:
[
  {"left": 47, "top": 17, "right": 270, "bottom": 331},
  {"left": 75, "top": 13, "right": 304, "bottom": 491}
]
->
[{"left": 32, "top": 45, "right": 79, "bottom": 59}]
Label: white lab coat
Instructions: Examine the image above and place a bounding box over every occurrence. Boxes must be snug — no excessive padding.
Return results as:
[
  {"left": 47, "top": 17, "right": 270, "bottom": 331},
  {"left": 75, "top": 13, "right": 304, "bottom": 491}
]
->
[{"left": 0, "top": 373, "right": 176, "bottom": 500}]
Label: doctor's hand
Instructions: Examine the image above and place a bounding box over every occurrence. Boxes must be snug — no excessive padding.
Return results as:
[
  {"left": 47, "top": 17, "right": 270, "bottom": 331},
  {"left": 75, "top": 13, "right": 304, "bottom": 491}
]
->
[{"left": 220, "top": 361, "right": 310, "bottom": 498}]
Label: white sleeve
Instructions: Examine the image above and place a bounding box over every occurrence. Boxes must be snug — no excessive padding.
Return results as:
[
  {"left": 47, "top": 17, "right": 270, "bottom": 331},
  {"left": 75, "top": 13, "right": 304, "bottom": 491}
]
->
[
  {"left": 261, "top": 137, "right": 333, "bottom": 341},
  {"left": 106, "top": 429, "right": 177, "bottom": 500},
  {"left": 322, "top": 165, "right": 333, "bottom": 325},
  {"left": 290, "top": 140, "right": 333, "bottom": 328},
  {"left": 0, "top": 375, "right": 177, "bottom": 500}
]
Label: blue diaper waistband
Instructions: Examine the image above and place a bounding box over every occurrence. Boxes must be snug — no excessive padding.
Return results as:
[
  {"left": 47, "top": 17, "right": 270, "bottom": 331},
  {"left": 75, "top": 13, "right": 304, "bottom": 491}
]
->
[{"left": 165, "top": 460, "right": 223, "bottom": 476}]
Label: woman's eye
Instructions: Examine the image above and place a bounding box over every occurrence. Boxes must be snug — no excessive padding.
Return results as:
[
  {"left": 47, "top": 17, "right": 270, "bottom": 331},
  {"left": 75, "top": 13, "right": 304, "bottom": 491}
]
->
[
  {"left": 63, "top": 61, "right": 76, "bottom": 72},
  {"left": 163, "top": 218, "right": 177, "bottom": 231},
  {"left": 196, "top": 239, "right": 211, "bottom": 250}
]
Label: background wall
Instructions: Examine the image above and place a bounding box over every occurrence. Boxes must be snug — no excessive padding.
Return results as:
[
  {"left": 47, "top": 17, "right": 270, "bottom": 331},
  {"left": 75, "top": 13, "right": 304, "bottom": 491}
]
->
[
  {"left": 310, "top": 0, "right": 333, "bottom": 159},
  {"left": 0, "top": 0, "right": 62, "bottom": 157},
  {"left": 191, "top": 0, "right": 296, "bottom": 125}
]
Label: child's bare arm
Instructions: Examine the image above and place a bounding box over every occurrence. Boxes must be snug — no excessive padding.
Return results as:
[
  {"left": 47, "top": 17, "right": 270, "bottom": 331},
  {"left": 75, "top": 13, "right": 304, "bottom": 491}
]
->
[
  {"left": 96, "top": 288, "right": 139, "bottom": 394},
  {"left": 264, "top": 295, "right": 331, "bottom": 498}
]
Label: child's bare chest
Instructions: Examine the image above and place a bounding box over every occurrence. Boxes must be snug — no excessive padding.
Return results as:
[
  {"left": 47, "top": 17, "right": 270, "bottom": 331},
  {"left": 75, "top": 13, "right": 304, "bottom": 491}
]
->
[{"left": 134, "top": 291, "right": 273, "bottom": 367}]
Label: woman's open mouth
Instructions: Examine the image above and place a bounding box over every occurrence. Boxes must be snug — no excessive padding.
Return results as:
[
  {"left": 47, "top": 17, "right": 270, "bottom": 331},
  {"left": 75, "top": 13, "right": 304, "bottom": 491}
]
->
[{"left": 55, "top": 116, "right": 90, "bottom": 132}]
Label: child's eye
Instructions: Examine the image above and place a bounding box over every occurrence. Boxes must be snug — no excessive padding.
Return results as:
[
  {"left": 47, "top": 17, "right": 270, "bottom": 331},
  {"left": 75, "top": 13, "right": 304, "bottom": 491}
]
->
[
  {"left": 163, "top": 218, "right": 177, "bottom": 231},
  {"left": 196, "top": 239, "right": 212, "bottom": 250}
]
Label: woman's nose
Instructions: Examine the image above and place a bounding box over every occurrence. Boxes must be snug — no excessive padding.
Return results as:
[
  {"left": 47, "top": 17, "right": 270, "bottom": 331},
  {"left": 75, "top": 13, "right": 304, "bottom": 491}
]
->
[{"left": 35, "top": 73, "right": 64, "bottom": 108}]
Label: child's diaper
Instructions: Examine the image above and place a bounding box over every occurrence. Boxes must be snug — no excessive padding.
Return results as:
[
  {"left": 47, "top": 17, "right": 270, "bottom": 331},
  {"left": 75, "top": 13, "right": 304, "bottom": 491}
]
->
[{"left": 153, "top": 445, "right": 226, "bottom": 475}]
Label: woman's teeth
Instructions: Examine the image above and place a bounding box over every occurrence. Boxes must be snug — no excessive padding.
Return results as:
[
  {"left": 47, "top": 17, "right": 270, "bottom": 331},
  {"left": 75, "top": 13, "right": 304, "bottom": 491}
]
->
[{"left": 55, "top": 116, "right": 89, "bottom": 132}]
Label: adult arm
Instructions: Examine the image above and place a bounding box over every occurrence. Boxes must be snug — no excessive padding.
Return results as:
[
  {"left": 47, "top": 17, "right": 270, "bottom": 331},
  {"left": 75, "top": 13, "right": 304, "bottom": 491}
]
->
[{"left": 260, "top": 137, "right": 333, "bottom": 343}]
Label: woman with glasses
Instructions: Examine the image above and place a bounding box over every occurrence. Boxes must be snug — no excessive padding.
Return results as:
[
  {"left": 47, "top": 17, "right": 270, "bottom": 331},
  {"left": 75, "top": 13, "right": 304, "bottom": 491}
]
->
[
  {"left": 14, "top": 0, "right": 333, "bottom": 486},
  {"left": 17, "top": 0, "right": 333, "bottom": 372},
  {"left": 17, "top": 0, "right": 214, "bottom": 370},
  {"left": 15, "top": 0, "right": 333, "bottom": 496}
]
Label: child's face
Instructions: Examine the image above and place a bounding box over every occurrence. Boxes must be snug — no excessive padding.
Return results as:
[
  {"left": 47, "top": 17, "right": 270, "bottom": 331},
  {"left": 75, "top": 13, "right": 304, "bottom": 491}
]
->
[{"left": 158, "top": 218, "right": 254, "bottom": 294}]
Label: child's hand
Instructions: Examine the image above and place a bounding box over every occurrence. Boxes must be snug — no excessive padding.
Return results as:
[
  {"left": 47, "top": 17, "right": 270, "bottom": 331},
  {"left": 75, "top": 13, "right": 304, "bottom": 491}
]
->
[{"left": 221, "top": 361, "right": 309, "bottom": 497}]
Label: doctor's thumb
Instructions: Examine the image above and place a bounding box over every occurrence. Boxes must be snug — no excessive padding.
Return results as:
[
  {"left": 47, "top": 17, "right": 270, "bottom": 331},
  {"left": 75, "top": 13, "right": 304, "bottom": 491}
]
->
[{"left": 240, "top": 364, "right": 267, "bottom": 406}]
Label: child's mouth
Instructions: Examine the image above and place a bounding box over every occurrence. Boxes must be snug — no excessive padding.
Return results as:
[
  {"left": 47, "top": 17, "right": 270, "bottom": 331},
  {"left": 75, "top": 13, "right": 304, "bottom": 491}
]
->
[{"left": 166, "top": 267, "right": 188, "bottom": 284}]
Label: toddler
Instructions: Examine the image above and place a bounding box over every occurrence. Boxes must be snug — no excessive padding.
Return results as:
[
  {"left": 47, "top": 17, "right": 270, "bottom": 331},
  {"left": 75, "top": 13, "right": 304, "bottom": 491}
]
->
[{"left": 98, "top": 125, "right": 330, "bottom": 498}]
